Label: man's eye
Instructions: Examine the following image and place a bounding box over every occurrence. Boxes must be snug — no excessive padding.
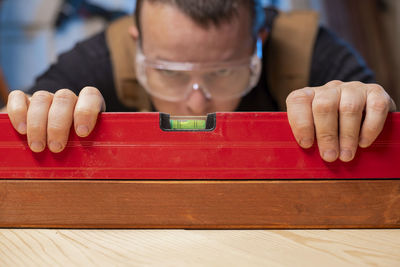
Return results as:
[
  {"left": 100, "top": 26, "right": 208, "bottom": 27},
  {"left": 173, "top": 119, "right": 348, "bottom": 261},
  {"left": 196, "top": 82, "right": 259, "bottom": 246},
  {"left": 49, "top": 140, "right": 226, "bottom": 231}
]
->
[
  {"left": 158, "top": 69, "right": 180, "bottom": 77},
  {"left": 214, "top": 69, "right": 233, "bottom": 76}
]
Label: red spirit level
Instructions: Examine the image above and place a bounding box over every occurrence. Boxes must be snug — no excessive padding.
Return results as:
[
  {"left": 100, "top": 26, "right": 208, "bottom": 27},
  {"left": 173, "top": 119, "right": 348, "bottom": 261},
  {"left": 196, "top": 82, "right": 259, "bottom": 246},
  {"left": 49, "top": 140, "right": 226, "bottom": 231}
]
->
[{"left": 0, "top": 112, "right": 399, "bottom": 179}]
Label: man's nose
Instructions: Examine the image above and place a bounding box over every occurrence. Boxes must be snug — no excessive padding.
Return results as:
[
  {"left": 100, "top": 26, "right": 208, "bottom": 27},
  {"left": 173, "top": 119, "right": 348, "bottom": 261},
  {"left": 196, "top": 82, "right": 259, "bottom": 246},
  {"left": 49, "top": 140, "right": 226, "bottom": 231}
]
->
[{"left": 185, "top": 83, "right": 210, "bottom": 115}]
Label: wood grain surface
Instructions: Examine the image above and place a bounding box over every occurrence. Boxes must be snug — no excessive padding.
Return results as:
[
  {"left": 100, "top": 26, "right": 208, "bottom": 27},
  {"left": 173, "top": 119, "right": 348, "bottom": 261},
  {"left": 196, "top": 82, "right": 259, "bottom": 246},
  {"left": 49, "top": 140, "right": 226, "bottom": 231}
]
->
[
  {"left": 1, "top": 180, "right": 399, "bottom": 228},
  {"left": 0, "top": 229, "right": 399, "bottom": 266}
]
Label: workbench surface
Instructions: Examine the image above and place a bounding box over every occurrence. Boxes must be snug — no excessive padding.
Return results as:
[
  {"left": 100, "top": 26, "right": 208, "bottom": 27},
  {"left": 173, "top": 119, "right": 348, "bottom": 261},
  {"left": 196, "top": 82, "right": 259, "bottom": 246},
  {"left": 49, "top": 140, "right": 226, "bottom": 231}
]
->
[{"left": 1, "top": 229, "right": 399, "bottom": 266}]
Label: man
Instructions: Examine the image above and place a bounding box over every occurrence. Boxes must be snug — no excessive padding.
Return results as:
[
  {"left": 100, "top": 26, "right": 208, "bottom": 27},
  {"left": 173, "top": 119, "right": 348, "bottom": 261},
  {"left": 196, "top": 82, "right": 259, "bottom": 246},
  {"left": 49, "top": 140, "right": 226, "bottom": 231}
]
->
[{"left": 5, "top": 0, "right": 397, "bottom": 162}]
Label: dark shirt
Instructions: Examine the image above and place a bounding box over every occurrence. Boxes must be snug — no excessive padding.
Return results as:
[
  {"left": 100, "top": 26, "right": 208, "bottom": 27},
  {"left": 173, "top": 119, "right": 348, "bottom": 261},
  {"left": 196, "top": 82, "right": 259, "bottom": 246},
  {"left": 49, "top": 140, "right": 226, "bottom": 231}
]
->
[{"left": 28, "top": 26, "right": 375, "bottom": 112}]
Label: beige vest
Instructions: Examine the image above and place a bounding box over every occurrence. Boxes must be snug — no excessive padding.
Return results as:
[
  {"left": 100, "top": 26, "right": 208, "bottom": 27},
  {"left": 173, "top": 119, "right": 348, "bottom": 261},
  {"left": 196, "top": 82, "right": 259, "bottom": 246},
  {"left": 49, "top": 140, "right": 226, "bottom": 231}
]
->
[{"left": 105, "top": 11, "right": 319, "bottom": 111}]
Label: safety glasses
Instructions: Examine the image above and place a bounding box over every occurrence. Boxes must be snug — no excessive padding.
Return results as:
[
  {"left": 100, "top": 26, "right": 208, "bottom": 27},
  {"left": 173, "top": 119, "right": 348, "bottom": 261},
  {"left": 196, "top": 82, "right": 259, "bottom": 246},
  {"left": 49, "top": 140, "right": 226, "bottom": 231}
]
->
[{"left": 135, "top": 39, "right": 262, "bottom": 102}]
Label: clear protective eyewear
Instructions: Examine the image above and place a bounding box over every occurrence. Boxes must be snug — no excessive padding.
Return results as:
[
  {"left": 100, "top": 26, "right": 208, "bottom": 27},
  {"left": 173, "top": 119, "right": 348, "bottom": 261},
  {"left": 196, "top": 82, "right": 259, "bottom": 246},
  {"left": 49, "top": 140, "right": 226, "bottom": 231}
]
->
[{"left": 135, "top": 39, "right": 263, "bottom": 102}]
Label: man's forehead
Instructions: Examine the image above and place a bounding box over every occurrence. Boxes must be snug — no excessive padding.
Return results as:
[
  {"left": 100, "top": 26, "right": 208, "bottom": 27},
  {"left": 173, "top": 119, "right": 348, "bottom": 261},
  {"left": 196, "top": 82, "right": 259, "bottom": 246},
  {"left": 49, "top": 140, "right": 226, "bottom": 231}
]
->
[
  {"left": 138, "top": 0, "right": 254, "bottom": 28},
  {"left": 139, "top": 0, "right": 254, "bottom": 62}
]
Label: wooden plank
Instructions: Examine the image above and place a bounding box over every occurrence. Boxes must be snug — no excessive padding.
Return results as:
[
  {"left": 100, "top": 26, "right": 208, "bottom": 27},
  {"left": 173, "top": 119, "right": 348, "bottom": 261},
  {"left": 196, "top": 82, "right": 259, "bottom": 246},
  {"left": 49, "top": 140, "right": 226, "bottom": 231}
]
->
[{"left": 1, "top": 180, "right": 399, "bottom": 229}]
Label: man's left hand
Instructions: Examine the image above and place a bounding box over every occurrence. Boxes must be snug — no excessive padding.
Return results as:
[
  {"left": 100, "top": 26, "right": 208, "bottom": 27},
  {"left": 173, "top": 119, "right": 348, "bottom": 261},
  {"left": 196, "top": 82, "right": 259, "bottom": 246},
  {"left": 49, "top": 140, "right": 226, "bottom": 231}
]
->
[{"left": 286, "top": 80, "right": 397, "bottom": 162}]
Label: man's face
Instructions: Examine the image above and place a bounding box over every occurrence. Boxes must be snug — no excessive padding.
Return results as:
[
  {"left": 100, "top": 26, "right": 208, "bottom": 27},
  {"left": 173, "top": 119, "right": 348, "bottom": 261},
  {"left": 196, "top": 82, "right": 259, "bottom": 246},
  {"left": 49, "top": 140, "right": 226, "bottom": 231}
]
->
[{"left": 135, "top": 1, "right": 255, "bottom": 115}]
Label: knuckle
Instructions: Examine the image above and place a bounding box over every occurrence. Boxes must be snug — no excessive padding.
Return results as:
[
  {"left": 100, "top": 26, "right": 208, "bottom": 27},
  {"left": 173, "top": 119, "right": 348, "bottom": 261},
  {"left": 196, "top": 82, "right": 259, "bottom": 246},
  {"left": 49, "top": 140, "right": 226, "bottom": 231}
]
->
[
  {"left": 370, "top": 83, "right": 385, "bottom": 92},
  {"left": 28, "top": 122, "right": 45, "bottom": 133},
  {"left": 75, "top": 107, "right": 98, "bottom": 117},
  {"left": 80, "top": 86, "right": 101, "bottom": 97},
  {"left": 340, "top": 131, "right": 358, "bottom": 141},
  {"left": 8, "top": 90, "right": 25, "bottom": 99},
  {"left": 54, "top": 89, "right": 76, "bottom": 101},
  {"left": 48, "top": 118, "right": 69, "bottom": 132},
  {"left": 286, "top": 89, "right": 311, "bottom": 104},
  {"left": 31, "top": 90, "right": 52, "bottom": 102},
  {"left": 347, "top": 81, "right": 364, "bottom": 88},
  {"left": 325, "top": 80, "right": 343, "bottom": 87},
  {"left": 295, "top": 123, "right": 314, "bottom": 135},
  {"left": 7, "top": 90, "right": 26, "bottom": 108},
  {"left": 48, "top": 125, "right": 69, "bottom": 139},
  {"left": 362, "top": 124, "right": 381, "bottom": 135},
  {"left": 369, "top": 98, "right": 389, "bottom": 113},
  {"left": 8, "top": 105, "right": 26, "bottom": 115},
  {"left": 47, "top": 124, "right": 64, "bottom": 135},
  {"left": 312, "top": 100, "right": 337, "bottom": 114},
  {"left": 340, "top": 101, "right": 363, "bottom": 114},
  {"left": 317, "top": 132, "right": 337, "bottom": 144}
]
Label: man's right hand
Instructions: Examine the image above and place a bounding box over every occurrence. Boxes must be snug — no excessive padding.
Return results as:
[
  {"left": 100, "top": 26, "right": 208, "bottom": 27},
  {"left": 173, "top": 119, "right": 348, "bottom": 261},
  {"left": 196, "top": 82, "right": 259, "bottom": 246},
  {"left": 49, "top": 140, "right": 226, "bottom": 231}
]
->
[{"left": 7, "top": 87, "right": 105, "bottom": 153}]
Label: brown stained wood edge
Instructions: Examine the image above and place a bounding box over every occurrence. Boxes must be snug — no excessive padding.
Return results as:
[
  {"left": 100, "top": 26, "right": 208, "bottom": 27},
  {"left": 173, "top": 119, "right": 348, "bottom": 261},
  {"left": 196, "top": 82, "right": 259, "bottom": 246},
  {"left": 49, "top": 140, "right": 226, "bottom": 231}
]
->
[{"left": 0, "top": 180, "right": 399, "bottom": 229}]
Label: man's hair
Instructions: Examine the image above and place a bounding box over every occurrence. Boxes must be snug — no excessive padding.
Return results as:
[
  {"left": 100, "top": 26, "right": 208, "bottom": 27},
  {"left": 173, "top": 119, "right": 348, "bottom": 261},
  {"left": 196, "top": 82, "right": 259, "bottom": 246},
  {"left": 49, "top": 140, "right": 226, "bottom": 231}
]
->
[{"left": 134, "top": 0, "right": 266, "bottom": 37}]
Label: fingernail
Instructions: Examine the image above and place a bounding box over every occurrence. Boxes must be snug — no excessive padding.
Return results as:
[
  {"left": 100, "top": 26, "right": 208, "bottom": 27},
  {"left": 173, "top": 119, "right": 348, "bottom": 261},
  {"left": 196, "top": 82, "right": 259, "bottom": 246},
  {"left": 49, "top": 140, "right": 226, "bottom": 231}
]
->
[
  {"left": 322, "top": 150, "right": 338, "bottom": 162},
  {"left": 49, "top": 141, "right": 62, "bottom": 152},
  {"left": 340, "top": 149, "right": 353, "bottom": 162},
  {"left": 359, "top": 138, "right": 369, "bottom": 148},
  {"left": 299, "top": 138, "right": 313, "bottom": 148},
  {"left": 17, "top": 122, "right": 27, "bottom": 134},
  {"left": 76, "top": 125, "right": 89, "bottom": 136},
  {"left": 30, "top": 141, "right": 44, "bottom": 152}
]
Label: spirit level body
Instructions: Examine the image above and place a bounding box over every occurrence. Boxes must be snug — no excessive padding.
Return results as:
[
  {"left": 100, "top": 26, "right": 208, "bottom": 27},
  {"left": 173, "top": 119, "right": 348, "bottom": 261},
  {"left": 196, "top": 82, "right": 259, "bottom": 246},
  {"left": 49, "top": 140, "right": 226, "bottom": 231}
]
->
[{"left": 0, "top": 112, "right": 399, "bottom": 179}]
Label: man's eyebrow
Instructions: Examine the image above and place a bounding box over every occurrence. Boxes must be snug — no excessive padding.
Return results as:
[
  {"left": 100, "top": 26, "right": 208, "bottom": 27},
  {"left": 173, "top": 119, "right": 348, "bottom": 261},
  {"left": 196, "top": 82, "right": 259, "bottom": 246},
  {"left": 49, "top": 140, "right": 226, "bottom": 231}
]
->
[
  {"left": 154, "top": 55, "right": 177, "bottom": 61},
  {"left": 153, "top": 54, "right": 246, "bottom": 63}
]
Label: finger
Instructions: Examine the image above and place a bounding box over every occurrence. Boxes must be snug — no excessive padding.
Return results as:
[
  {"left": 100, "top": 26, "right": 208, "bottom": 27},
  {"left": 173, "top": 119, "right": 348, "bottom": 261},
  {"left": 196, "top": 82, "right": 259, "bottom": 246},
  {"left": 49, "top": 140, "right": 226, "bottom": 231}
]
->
[
  {"left": 7, "top": 90, "right": 30, "bottom": 134},
  {"left": 47, "top": 89, "right": 78, "bottom": 153},
  {"left": 338, "top": 83, "right": 366, "bottom": 162},
  {"left": 286, "top": 88, "right": 315, "bottom": 148},
  {"left": 312, "top": 81, "right": 341, "bottom": 162},
  {"left": 359, "top": 85, "right": 391, "bottom": 148},
  {"left": 27, "top": 91, "right": 53, "bottom": 152},
  {"left": 74, "top": 86, "right": 106, "bottom": 137}
]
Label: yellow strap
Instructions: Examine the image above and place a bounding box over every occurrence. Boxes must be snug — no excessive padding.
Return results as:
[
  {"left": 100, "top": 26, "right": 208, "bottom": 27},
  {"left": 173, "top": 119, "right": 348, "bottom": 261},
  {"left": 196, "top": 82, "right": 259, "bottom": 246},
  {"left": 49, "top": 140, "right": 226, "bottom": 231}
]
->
[
  {"left": 267, "top": 10, "right": 319, "bottom": 110},
  {"left": 106, "top": 16, "right": 151, "bottom": 111}
]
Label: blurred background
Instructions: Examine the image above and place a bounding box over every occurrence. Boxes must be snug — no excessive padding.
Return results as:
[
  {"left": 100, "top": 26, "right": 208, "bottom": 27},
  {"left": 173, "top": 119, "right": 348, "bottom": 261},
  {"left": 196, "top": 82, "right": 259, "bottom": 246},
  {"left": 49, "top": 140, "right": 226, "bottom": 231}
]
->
[{"left": 0, "top": 0, "right": 399, "bottom": 107}]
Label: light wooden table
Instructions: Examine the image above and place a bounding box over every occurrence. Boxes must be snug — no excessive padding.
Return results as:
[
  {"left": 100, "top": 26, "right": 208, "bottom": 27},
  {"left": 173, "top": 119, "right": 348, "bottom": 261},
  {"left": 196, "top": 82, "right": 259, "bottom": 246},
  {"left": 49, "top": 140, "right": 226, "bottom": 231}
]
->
[{"left": 0, "top": 229, "right": 399, "bottom": 266}]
